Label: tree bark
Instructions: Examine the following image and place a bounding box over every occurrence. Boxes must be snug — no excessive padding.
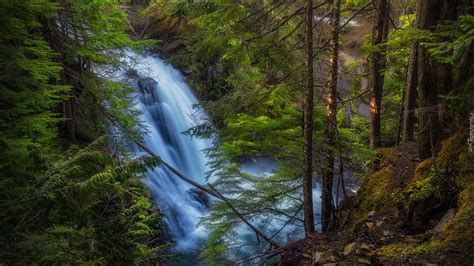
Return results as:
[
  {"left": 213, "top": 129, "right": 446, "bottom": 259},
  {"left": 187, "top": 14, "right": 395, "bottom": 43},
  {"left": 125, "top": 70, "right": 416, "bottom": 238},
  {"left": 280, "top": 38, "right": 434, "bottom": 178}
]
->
[
  {"left": 302, "top": 0, "right": 315, "bottom": 236},
  {"left": 321, "top": 0, "right": 341, "bottom": 233},
  {"left": 402, "top": 42, "right": 418, "bottom": 142},
  {"left": 416, "top": 0, "right": 461, "bottom": 159},
  {"left": 368, "top": 0, "right": 389, "bottom": 149}
]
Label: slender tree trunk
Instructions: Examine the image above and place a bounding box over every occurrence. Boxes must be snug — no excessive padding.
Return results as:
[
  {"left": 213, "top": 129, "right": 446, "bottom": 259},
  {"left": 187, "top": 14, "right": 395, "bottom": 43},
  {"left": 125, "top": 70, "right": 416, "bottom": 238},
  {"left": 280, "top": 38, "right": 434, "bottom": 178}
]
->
[
  {"left": 302, "top": 0, "right": 315, "bottom": 236},
  {"left": 402, "top": 42, "right": 418, "bottom": 142},
  {"left": 321, "top": 0, "right": 341, "bottom": 232},
  {"left": 368, "top": 0, "right": 389, "bottom": 149}
]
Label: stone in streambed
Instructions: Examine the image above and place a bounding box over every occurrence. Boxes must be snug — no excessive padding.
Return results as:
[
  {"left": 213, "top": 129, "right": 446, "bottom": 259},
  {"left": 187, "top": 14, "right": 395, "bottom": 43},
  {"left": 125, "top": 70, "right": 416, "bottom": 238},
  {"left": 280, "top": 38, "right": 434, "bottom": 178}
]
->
[{"left": 137, "top": 77, "right": 158, "bottom": 94}]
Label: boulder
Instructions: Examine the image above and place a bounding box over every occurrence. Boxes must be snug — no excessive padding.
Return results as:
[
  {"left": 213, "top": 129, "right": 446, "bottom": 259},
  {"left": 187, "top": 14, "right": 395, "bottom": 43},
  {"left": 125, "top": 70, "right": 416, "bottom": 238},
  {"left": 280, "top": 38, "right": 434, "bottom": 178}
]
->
[
  {"left": 126, "top": 69, "right": 139, "bottom": 79},
  {"left": 188, "top": 188, "right": 210, "bottom": 209},
  {"left": 137, "top": 77, "right": 158, "bottom": 94}
]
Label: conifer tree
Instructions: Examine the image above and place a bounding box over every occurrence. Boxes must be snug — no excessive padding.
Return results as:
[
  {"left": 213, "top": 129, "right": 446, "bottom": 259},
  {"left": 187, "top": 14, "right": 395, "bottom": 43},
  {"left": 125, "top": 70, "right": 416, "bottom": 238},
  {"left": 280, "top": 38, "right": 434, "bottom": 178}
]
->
[
  {"left": 322, "top": 0, "right": 341, "bottom": 233},
  {"left": 368, "top": 0, "right": 390, "bottom": 149},
  {"left": 303, "top": 0, "right": 316, "bottom": 237}
]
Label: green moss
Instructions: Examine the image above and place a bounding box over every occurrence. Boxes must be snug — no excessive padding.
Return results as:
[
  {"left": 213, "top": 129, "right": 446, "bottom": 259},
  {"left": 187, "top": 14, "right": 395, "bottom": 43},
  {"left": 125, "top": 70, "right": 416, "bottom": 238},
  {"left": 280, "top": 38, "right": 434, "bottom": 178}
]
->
[
  {"left": 346, "top": 131, "right": 473, "bottom": 262},
  {"left": 453, "top": 149, "right": 474, "bottom": 189},
  {"left": 433, "top": 184, "right": 474, "bottom": 251},
  {"left": 403, "top": 132, "right": 470, "bottom": 209},
  {"left": 346, "top": 210, "right": 370, "bottom": 233},
  {"left": 401, "top": 131, "right": 474, "bottom": 256},
  {"left": 403, "top": 166, "right": 448, "bottom": 208},
  {"left": 376, "top": 240, "right": 433, "bottom": 262},
  {"left": 435, "top": 131, "right": 469, "bottom": 170},
  {"left": 359, "top": 166, "right": 398, "bottom": 211},
  {"left": 375, "top": 147, "right": 396, "bottom": 168},
  {"left": 405, "top": 175, "right": 441, "bottom": 204},
  {"left": 411, "top": 159, "right": 433, "bottom": 183}
]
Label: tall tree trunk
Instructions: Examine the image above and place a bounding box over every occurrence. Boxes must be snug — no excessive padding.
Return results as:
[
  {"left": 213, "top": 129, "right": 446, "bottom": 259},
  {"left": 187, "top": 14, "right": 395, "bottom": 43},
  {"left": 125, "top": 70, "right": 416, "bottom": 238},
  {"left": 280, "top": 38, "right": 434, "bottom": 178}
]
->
[
  {"left": 416, "top": 0, "right": 461, "bottom": 159},
  {"left": 302, "top": 0, "right": 315, "bottom": 236},
  {"left": 321, "top": 0, "right": 341, "bottom": 233},
  {"left": 402, "top": 42, "right": 418, "bottom": 142},
  {"left": 368, "top": 0, "right": 389, "bottom": 149}
]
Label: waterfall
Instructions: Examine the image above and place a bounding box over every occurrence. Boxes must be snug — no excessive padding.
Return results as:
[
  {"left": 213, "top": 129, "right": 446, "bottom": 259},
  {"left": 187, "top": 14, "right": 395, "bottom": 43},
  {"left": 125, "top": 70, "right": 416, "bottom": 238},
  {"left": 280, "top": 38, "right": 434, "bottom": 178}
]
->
[
  {"left": 124, "top": 53, "right": 356, "bottom": 261},
  {"left": 128, "top": 54, "right": 212, "bottom": 253}
]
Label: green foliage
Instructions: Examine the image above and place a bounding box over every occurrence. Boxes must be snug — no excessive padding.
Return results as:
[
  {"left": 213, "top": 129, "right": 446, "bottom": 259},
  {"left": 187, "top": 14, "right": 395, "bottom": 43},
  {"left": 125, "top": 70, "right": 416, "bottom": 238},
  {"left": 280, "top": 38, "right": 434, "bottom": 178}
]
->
[
  {"left": 0, "top": 138, "right": 167, "bottom": 264},
  {"left": 0, "top": 0, "right": 166, "bottom": 263},
  {"left": 387, "top": 14, "right": 474, "bottom": 127},
  {"left": 48, "top": 0, "right": 152, "bottom": 140},
  {"left": 0, "top": 0, "right": 68, "bottom": 177},
  {"left": 342, "top": 0, "right": 371, "bottom": 8},
  {"left": 422, "top": 15, "right": 474, "bottom": 64}
]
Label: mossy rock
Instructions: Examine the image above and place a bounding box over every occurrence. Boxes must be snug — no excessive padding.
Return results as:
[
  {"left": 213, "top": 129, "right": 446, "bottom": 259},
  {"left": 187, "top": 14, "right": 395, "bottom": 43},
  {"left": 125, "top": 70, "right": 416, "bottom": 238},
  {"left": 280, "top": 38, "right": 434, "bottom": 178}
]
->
[
  {"left": 433, "top": 183, "right": 474, "bottom": 252},
  {"left": 435, "top": 131, "right": 469, "bottom": 170},
  {"left": 359, "top": 166, "right": 399, "bottom": 212},
  {"left": 453, "top": 149, "right": 474, "bottom": 189}
]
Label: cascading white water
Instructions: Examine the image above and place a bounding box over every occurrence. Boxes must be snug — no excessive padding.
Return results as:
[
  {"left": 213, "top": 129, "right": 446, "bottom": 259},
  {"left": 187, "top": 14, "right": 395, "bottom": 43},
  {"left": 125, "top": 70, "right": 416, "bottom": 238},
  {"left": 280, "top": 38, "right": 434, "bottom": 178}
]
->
[{"left": 128, "top": 54, "right": 212, "bottom": 253}]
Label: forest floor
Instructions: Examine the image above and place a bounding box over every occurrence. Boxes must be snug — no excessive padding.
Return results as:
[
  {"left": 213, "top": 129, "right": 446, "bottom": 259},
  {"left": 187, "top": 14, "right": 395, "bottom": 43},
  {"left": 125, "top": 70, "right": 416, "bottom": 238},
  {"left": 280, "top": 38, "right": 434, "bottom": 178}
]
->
[{"left": 280, "top": 132, "right": 474, "bottom": 265}]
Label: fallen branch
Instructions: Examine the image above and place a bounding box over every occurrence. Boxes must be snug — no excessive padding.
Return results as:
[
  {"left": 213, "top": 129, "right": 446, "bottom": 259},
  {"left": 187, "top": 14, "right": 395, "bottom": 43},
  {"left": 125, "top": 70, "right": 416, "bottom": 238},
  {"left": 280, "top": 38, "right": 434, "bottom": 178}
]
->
[
  {"left": 135, "top": 141, "right": 222, "bottom": 199},
  {"left": 134, "top": 141, "right": 280, "bottom": 248}
]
